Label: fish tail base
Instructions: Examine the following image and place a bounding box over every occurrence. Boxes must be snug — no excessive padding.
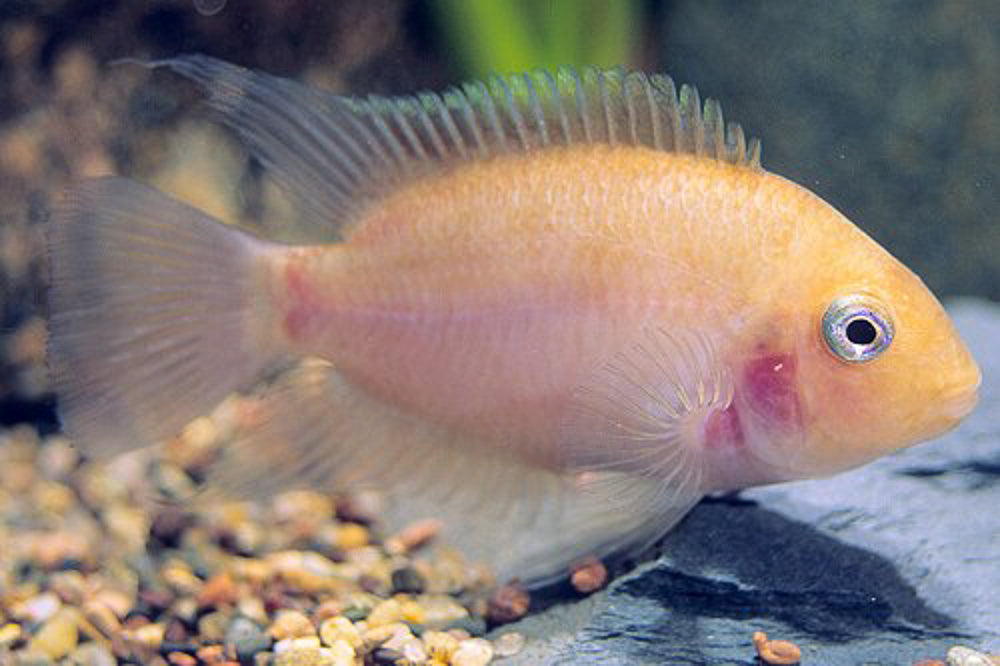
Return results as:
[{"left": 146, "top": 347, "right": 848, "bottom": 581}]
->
[{"left": 47, "top": 177, "right": 282, "bottom": 457}]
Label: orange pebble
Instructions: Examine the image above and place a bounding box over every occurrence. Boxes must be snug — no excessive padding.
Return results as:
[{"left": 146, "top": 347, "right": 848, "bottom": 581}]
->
[
  {"left": 569, "top": 556, "right": 607, "bottom": 593},
  {"left": 752, "top": 631, "right": 801, "bottom": 665}
]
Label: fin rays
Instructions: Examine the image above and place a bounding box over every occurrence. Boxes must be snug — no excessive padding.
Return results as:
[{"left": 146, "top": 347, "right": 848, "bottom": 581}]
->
[{"left": 147, "top": 56, "right": 761, "bottom": 241}]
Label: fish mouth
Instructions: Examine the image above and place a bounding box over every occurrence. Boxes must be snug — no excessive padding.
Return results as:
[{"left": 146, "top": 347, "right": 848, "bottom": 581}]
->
[{"left": 939, "top": 382, "right": 980, "bottom": 423}]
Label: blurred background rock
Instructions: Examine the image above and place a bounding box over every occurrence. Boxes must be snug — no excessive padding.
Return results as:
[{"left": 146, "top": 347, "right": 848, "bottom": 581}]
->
[{"left": 0, "top": 0, "right": 996, "bottom": 426}]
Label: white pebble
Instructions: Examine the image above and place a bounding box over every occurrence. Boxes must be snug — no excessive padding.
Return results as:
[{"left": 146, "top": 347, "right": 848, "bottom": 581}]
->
[
  {"left": 452, "top": 637, "right": 495, "bottom": 666},
  {"left": 16, "top": 593, "right": 61, "bottom": 623},
  {"left": 493, "top": 631, "right": 525, "bottom": 657},
  {"left": 947, "top": 645, "right": 994, "bottom": 666}
]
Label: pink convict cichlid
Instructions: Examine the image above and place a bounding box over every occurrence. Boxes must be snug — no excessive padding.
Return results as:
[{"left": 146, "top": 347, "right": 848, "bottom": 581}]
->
[{"left": 48, "top": 57, "right": 980, "bottom": 584}]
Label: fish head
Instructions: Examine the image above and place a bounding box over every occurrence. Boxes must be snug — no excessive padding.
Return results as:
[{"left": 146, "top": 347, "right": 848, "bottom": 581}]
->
[{"left": 746, "top": 213, "right": 981, "bottom": 479}]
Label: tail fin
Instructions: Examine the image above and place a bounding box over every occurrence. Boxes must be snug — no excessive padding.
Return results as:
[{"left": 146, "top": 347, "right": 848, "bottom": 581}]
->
[{"left": 47, "top": 177, "right": 282, "bottom": 458}]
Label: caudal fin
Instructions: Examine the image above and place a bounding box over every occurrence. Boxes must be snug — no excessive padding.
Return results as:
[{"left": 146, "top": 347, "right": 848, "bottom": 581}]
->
[{"left": 47, "top": 177, "right": 282, "bottom": 458}]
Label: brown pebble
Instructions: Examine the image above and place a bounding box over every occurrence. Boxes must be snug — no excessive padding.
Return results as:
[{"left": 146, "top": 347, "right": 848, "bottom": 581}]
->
[
  {"left": 164, "top": 618, "right": 188, "bottom": 643},
  {"left": 197, "top": 573, "right": 238, "bottom": 609},
  {"left": 912, "top": 660, "right": 945, "bottom": 666},
  {"left": 167, "top": 651, "right": 197, "bottom": 666},
  {"left": 196, "top": 644, "right": 226, "bottom": 664},
  {"left": 311, "top": 599, "right": 345, "bottom": 626},
  {"left": 123, "top": 614, "right": 151, "bottom": 630},
  {"left": 486, "top": 580, "right": 530, "bottom": 624},
  {"left": 150, "top": 508, "right": 194, "bottom": 547},
  {"left": 138, "top": 587, "right": 175, "bottom": 613},
  {"left": 569, "top": 556, "right": 607, "bottom": 593},
  {"left": 752, "top": 631, "right": 801, "bottom": 665}
]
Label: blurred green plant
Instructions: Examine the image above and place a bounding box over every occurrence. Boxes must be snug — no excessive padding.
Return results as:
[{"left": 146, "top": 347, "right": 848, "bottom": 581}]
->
[{"left": 430, "top": 0, "right": 642, "bottom": 77}]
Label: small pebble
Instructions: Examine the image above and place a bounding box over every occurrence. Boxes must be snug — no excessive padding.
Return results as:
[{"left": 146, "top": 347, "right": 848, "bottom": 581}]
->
[
  {"left": 225, "top": 616, "right": 271, "bottom": 660},
  {"left": 68, "top": 642, "right": 117, "bottom": 666},
  {"left": 94, "top": 590, "right": 133, "bottom": 620},
  {"left": 195, "top": 643, "right": 226, "bottom": 664},
  {"left": 237, "top": 597, "right": 269, "bottom": 626},
  {"left": 492, "top": 631, "right": 525, "bottom": 657},
  {"left": 452, "top": 637, "right": 494, "bottom": 666},
  {"left": 197, "top": 572, "right": 238, "bottom": 608},
  {"left": 270, "top": 609, "right": 316, "bottom": 640},
  {"left": 167, "top": 651, "right": 197, "bottom": 666},
  {"left": 318, "top": 616, "right": 361, "bottom": 649},
  {"left": 383, "top": 629, "right": 428, "bottom": 662},
  {"left": 274, "top": 636, "right": 322, "bottom": 653},
  {"left": 366, "top": 598, "right": 405, "bottom": 628},
  {"left": 361, "top": 622, "right": 409, "bottom": 651},
  {"left": 0, "top": 622, "right": 22, "bottom": 645},
  {"left": 423, "top": 630, "right": 460, "bottom": 660},
  {"left": 273, "top": 645, "right": 336, "bottom": 666},
  {"left": 325, "top": 639, "right": 356, "bottom": 665},
  {"left": 334, "top": 524, "right": 369, "bottom": 550},
  {"left": 82, "top": 599, "right": 121, "bottom": 639},
  {"left": 161, "top": 561, "right": 202, "bottom": 596},
  {"left": 49, "top": 571, "right": 87, "bottom": 605},
  {"left": 420, "top": 595, "right": 469, "bottom": 628},
  {"left": 391, "top": 566, "right": 426, "bottom": 594},
  {"left": 486, "top": 582, "right": 530, "bottom": 625},
  {"left": 385, "top": 518, "right": 443, "bottom": 554},
  {"left": 197, "top": 610, "right": 230, "bottom": 643},
  {"left": 371, "top": 646, "right": 405, "bottom": 664},
  {"left": 28, "top": 609, "right": 79, "bottom": 660},
  {"left": 752, "top": 631, "right": 801, "bottom": 665},
  {"left": 948, "top": 646, "right": 995, "bottom": 666},
  {"left": 569, "top": 556, "right": 607, "bottom": 593}
]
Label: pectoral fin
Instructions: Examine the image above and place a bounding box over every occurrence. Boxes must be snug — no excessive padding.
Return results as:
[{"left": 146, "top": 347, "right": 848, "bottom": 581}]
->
[{"left": 550, "top": 327, "right": 734, "bottom": 569}]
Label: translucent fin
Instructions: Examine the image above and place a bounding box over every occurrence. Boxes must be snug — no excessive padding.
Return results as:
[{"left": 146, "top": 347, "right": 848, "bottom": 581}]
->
[
  {"left": 142, "top": 56, "right": 762, "bottom": 241},
  {"left": 196, "top": 359, "right": 575, "bottom": 582},
  {"left": 200, "top": 329, "right": 728, "bottom": 585},
  {"left": 47, "top": 177, "right": 283, "bottom": 458}
]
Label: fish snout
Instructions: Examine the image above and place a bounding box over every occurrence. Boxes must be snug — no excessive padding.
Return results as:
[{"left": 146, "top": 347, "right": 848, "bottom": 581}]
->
[{"left": 939, "top": 373, "right": 980, "bottom": 423}]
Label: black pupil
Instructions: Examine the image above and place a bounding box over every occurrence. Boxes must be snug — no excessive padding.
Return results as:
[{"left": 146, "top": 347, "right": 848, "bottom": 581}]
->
[{"left": 846, "top": 317, "right": 878, "bottom": 345}]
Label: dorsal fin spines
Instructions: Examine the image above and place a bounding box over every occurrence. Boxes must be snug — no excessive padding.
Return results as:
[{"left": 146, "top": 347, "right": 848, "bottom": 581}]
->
[
  {"left": 353, "top": 66, "right": 762, "bottom": 192},
  {"left": 650, "top": 74, "right": 680, "bottom": 152},
  {"left": 523, "top": 73, "right": 550, "bottom": 147},
  {"left": 415, "top": 92, "right": 450, "bottom": 160},
  {"left": 703, "top": 98, "right": 725, "bottom": 161},
  {"left": 145, "top": 57, "right": 762, "bottom": 240}
]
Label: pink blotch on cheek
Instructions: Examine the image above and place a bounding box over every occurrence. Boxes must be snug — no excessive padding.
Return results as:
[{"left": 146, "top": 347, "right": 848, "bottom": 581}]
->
[{"left": 742, "top": 353, "right": 801, "bottom": 430}]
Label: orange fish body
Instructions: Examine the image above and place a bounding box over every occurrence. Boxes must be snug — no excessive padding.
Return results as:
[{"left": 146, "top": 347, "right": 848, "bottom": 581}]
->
[{"left": 48, "top": 58, "right": 979, "bottom": 583}]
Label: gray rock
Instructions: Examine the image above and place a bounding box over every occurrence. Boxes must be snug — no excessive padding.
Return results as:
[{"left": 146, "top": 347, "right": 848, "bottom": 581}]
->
[
  {"left": 501, "top": 299, "right": 1000, "bottom": 664},
  {"left": 225, "top": 615, "right": 271, "bottom": 661}
]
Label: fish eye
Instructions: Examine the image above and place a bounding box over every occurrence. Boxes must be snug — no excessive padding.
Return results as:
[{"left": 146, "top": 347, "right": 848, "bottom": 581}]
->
[{"left": 821, "top": 295, "right": 894, "bottom": 363}]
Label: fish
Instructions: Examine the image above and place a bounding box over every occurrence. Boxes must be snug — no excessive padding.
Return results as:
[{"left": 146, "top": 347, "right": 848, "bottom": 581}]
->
[{"left": 47, "top": 56, "right": 981, "bottom": 584}]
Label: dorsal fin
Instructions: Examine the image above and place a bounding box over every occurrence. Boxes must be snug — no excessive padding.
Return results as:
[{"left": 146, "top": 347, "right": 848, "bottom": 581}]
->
[{"left": 145, "top": 56, "right": 762, "bottom": 240}]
